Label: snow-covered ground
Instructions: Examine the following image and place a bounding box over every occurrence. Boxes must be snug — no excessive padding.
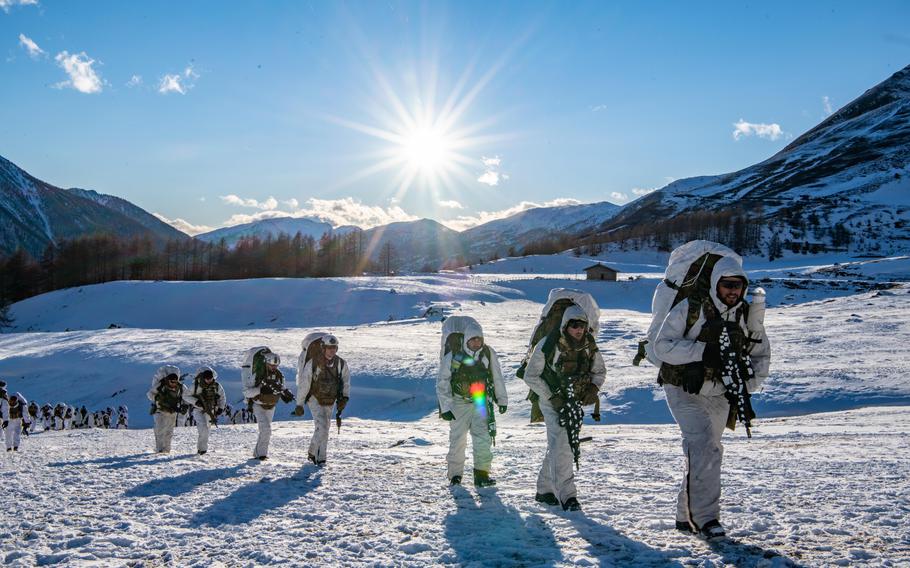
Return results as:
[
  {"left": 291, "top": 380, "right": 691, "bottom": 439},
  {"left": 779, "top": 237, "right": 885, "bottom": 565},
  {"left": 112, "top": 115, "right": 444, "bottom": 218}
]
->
[
  {"left": 2, "top": 252, "right": 910, "bottom": 565},
  {"left": 3, "top": 406, "right": 909, "bottom": 567}
]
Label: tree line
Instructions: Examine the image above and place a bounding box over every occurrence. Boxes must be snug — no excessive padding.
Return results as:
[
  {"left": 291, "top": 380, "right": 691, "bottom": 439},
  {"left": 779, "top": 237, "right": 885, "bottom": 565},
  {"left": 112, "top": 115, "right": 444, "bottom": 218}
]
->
[{"left": 0, "top": 230, "right": 394, "bottom": 322}]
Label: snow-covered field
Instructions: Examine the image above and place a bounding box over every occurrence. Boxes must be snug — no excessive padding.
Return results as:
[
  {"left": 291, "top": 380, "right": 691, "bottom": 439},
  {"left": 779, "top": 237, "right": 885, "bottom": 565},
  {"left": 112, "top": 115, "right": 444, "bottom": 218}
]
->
[
  {"left": 2, "top": 252, "right": 910, "bottom": 566},
  {"left": 3, "top": 407, "right": 909, "bottom": 567}
]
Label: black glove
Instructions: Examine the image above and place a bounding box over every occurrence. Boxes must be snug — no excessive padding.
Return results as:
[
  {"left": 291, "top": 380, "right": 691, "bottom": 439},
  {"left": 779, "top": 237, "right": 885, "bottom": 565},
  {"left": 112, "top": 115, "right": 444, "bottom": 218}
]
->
[
  {"left": 548, "top": 394, "right": 566, "bottom": 411},
  {"left": 336, "top": 396, "right": 349, "bottom": 412},
  {"left": 441, "top": 411, "right": 455, "bottom": 421},
  {"left": 702, "top": 342, "right": 722, "bottom": 373},
  {"left": 680, "top": 363, "right": 706, "bottom": 395},
  {"left": 214, "top": 408, "right": 223, "bottom": 416},
  {"left": 280, "top": 389, "right": 295, "bottom": 404},
  {"left": 581, "top": 383, "right": 599, "bottom": 405},
  {"left": 260, "top": 385, "right": 275, "bottom": 396},
  {"left": 1, "top": 420, "right": 7, "bottom": 429},
  {"left": 293, "top": 405, "right": 305, "bottom": 417},
  {"left": 696, "top": 317, "right": 725, "bottom": 345},
  {"left": 195, "top": 400, "right": 204, "bottom": 408},
  {"left": 498, "top": 405, "right": 507, "bottom": 414}
]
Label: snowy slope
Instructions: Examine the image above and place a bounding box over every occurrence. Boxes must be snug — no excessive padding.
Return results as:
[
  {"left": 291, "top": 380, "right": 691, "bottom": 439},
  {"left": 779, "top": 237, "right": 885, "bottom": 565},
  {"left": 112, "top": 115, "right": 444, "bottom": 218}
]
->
[
  {"left": 3, "top": 406, "right": 908, "bottom": 566},
  {"left": 2, "top": 255, "right": 908, "bottom": 430}
]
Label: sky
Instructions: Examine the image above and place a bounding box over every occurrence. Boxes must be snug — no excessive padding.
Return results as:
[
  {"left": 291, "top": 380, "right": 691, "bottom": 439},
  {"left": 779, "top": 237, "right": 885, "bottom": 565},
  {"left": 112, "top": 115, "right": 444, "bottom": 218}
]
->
[{"left": 2, "top": 0, "right": 909, "bottom": 235}]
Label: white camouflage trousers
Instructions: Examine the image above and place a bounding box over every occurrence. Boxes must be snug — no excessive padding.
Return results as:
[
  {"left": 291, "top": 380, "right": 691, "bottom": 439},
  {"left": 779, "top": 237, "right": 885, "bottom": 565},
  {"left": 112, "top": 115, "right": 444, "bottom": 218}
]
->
[
  {"left": 307, "top": 399, "right": 335, "bottom": 463},
  {"left": 536, "top": 398, "right": 577, "bottom": 503},
  {"left": 446, "top": 398, "right": 493, "bottom": 479},
  {"left": 252, "top": 404, "right": 275, "bottom": 458},
  {"left": 193, "top": 409, "right": 212, "bottom": 452},
  {"left": 5, "top": 418, "right": 23, "bottom": 450},
  {"left": 664, "top": 384, "right": 730, "bottom": 528},
  {"left": 153, "top": 412, "right": 177, "bottom": 453}
]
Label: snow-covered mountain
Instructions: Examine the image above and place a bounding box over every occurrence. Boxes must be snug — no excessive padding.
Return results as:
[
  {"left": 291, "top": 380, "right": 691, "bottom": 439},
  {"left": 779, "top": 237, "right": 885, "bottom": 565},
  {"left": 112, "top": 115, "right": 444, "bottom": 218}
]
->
[
  {"left": 0, "top": 155, "right": 188, "bottom": 256},
  {"left": 362, "top": 218, "right": 466, "bottom": 271},
  {"left": 461, "top": 200, "right": 621, "bottom": 259},
  {"left": 597, "top": 64, "right": 910, "bottom": 255},
  {"left": 195, "top": 216, "right": 340, "bottom": 248}
]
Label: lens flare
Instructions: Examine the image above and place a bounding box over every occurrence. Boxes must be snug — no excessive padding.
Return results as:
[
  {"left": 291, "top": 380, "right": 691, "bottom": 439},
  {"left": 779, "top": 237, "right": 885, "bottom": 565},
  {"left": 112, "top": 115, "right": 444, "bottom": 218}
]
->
[{"left": 470, "top": 381, "right": 486, "bottom": 417}]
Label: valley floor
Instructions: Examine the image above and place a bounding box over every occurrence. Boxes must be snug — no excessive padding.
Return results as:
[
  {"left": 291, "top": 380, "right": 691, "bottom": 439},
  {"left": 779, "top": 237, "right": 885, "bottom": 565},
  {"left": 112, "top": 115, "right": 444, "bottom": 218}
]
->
[{"left": 4, "top": 406, "right": 909, "bottom": 567}]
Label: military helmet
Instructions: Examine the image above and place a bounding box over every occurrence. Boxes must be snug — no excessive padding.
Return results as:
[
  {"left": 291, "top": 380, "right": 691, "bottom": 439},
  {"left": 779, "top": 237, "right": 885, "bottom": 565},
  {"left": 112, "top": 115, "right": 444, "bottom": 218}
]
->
[
  {"left": 322, "top": 334, "right": 339, "bottom": 348},
  {"left": 264, "top": 352, "right": 281, "bottom": 366}
]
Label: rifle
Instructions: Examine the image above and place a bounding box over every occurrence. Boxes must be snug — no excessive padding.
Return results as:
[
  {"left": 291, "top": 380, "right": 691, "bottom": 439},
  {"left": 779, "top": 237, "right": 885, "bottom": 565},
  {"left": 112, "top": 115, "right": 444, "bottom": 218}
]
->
[{"left": 718, "top": 324, "right": 756, "bottom": 438}]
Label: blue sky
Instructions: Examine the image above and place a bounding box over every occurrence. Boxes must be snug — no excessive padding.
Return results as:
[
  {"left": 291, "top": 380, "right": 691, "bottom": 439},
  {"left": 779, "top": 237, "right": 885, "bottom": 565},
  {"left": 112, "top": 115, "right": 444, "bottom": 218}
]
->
[{"left": 2, "top": 1, "right": 909, "bottom": 234}]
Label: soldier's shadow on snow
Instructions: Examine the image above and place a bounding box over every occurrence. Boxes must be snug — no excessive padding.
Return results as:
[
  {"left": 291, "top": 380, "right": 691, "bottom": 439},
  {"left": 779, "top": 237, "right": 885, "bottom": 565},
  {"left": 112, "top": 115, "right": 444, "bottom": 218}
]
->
[
  {"left": 564, "top": 513, "right": 685, "bottom": 567},
  {"left": 444, "top": 487, "right": 562, "bottom": 567},
  {"left": 48, "top": 452, "right": 194, "bottom": 470},
  {"left": 189, "top": 463, "right": 322, "bottom": 527},
  {"left": 124, "top": 463, "right": 251, "bottom": 498},
  {"left": 706, "top": 539, "right": 805, "bottom": 568}
]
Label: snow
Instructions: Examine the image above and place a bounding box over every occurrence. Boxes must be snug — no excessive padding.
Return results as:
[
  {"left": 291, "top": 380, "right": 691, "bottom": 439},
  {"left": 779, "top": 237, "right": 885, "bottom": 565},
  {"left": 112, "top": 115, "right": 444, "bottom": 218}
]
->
[
  {"left": 3, "top": 407, "right": 909, "bottom": 566},
  {"left": 2, "top": 252, "right": 910, "bottom": 565}
]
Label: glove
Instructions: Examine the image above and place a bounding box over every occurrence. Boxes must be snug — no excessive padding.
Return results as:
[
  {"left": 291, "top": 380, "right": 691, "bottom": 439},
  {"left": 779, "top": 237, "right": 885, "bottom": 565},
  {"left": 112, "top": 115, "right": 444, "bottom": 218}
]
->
[
  {"left": 581, "top": 383, "right": 599, "bottom": 406},
  {"left": 1, "top": 420, "right": 7, "bottom": 429},
  {"left": 260, "top": 385, "right": 275, "bottom": 396},
  {"left": 681, "top": 364, "right": 705, "bottom": 395},
  {"left": 702, "top": 342, "right": 722, "bottom": 374},
  {"left": 280, "top": 389, "right": 295, "bottom": 404},
  {"left": 336, "top": 396, "right": 349, "bottom": 412},
  {"left": 195, "top": 400, "right": 204, "bottom": 408},
  {"left": 293, "top": 405, "right": 305, "bottom": 417},
  {"left": 440, "top": 411, "right": 455, "bottom": 421},
  {"left": 498, "top": 405, "right": 507, "bottom": 414},
  {"left": 548, "top": 394, "right": 566, "bottom": 411},
  {"left": 696, "top": 317, "right": 725, "bottom": 345}
]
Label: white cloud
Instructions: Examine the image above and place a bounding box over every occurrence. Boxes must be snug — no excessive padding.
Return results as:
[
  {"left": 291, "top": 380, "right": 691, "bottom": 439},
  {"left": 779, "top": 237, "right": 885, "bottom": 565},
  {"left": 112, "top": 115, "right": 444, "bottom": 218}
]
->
[
  {"left": 823, "top": 96, "right": 834, "bottom": 117},
  {"left": 18, "top": 33, "right": 43, "bottom": 58},
  {"left": 1, "top": 0, "right": 39, "bottom": 12},
  {"left": 591, "top": 104, "right": 607, "bottom": 112},
  {"left": 126, "top": 75, "right": 143, "bottom": 88},
  {"left": 477, "top": 171, "right": 501, "bottom": 186},
  {"left": 158, "top": 65, "right": 199, "bottom": 95},
  {"left": 214, "top": 197, "right": 418, "bottom": 230},
  {"left": 610, "top": 192, "right": 628, "bottom": 202},
  {"left": 477, "top": 155, "right": 509, "bottom": 187},
  {"left": 54, "top": 51, "right": 103, "bottom": 94},
  {"left": 632, "top": 186, "right": 658, "bottom": 196},
  {"left": 439, "top": 200, "right": 464, "bottom": 209},
  {"left": 443, "top": 198, "right": 583, "bottom": 232},
  {"left": 220, "top": 194, "right": 279, "bottom": 210},
  {"left": 153, "top": 213, "right": 214, "bottom": 236},
  {"left": 732, "top": 119, "right": 785, "bottom": 141},
  {"left": 282, "top": 198, "right": 299, "bottom": 209}
]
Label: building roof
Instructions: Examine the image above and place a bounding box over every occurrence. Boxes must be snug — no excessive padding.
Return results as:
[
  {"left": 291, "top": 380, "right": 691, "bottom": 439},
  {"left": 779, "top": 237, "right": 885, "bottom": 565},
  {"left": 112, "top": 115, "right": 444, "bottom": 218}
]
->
[{"left": 582, "top": 263, "right": 619, "bottom": 273}]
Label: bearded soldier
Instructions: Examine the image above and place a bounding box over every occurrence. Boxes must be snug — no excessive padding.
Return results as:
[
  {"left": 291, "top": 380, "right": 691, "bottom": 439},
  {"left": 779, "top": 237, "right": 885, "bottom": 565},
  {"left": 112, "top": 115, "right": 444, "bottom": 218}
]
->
[
  {"left": 294, "top": 334, "right": 350, "bottom": 466},
  {"left": 649, "top": 242, "right": 771, "bottom": 539},
  {"left": 183, "top": 366, "right": 226, "bottom": 455},
  {"left": 522, "top": 303, "right": 605, "bottom": 511}
]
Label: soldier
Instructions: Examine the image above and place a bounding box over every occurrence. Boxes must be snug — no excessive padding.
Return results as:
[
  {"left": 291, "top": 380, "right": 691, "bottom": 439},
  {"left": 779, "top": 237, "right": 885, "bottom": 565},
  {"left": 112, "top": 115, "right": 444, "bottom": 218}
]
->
[
  {"left": 183, "top": 366, "right": 226, "bottom": 455},
  {"left": 242, "top": 348, "right": 294, "bottom": 460},
  {"left": 2, "top": 392, "right": 31, "bottom": 451},
  {"left": 147, "top": 366, "right": 184, "bottom": 453},
  {"left": 294, "top": 334, "right": 351, "bottom": 466}
]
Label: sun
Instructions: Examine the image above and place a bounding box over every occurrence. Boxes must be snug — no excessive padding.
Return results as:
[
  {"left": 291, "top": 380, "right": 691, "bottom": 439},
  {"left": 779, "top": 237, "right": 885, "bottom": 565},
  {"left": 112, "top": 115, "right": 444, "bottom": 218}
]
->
[{"left": 401, "top": 123, "right": 452, "bottom": 175}]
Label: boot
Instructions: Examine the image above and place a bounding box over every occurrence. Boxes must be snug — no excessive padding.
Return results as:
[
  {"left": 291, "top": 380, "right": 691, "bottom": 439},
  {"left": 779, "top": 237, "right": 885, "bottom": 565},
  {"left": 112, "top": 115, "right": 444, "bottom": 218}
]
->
[
  {"left": 308, "top": 453, "right": 317, "bottom": 465},
  {"left": 473, "top": 469, "right": 496, "bottom": 488},
  {"left": 449, "top": 475, "right": 462, "bottom": 486},
  {"left": 535, "top": 492, "right": 559, "bottom": 506},
  {"left": 561, "top": 497, "right": 581, "bottom": 511}
]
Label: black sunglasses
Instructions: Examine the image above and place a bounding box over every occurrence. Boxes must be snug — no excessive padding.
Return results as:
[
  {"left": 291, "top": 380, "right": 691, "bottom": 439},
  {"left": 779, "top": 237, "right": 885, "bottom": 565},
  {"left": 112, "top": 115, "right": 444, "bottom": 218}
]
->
[
  {"left": 567, "top": 320, "right": 586, "bottom": 329},
  {"left": 718, "top": 279, "right": 744, "bottom": 290}
]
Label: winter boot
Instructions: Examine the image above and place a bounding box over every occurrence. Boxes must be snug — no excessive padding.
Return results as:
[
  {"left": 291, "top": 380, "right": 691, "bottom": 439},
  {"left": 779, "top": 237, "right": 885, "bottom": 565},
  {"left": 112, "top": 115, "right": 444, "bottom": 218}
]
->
[
  {"left": 449, "top": 475, "right": 462, "bottom": 486},
  {"left": 698, "top": 519, "right": 726, "bottom": 540},
  {"left": 198, "top": 450, "right": 206, "bottom": 455},
  {"left": 257, "top": 455, "right": 268, "bottom": 461},
  {"left": 675, "top": 521, "right": 695, "bottom": 533},
  {"left": 308, "top": 453, "right": 317, "bottom": 465},
  {"left": 473, "top": 469, "right": 496, "bottom": 488},
  {"left": 535, "top": 492, "right": 559, "bottom": 506},
  {"left": 561, "top": 497, "right": 582, "bottom": 511}
]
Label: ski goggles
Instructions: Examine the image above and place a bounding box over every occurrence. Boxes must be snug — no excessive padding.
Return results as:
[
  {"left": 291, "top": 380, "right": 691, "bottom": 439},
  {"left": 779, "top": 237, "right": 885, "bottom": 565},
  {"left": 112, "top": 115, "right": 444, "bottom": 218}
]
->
[
  {"left": 566, "top": 320, "right": 587, "bottom": 329},
  {"left": 718, "top": 279, "right": 745, "bottom": 290}
]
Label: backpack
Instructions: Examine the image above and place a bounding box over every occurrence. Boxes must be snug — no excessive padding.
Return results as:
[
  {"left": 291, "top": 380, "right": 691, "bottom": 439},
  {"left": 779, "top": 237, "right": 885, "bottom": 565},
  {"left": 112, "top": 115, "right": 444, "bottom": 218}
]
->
[
  {"left": 516, "top": 289, "right": 600, "bottom": 379},
  {"left": 298, "top": 333, "right": 346, "bottom": 404},
  {"left": 241, "top": 347, "right": 272, "bottom": 389},
  {"left": 633, "top": 240, "right": 745, "bottom": 367}
]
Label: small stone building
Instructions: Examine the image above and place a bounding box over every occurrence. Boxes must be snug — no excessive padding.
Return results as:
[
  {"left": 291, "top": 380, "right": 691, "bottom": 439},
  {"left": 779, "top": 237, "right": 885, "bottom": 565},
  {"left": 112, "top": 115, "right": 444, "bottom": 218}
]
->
[{"left": 583, "top": 263, "right": 619, "bottom": 281}]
